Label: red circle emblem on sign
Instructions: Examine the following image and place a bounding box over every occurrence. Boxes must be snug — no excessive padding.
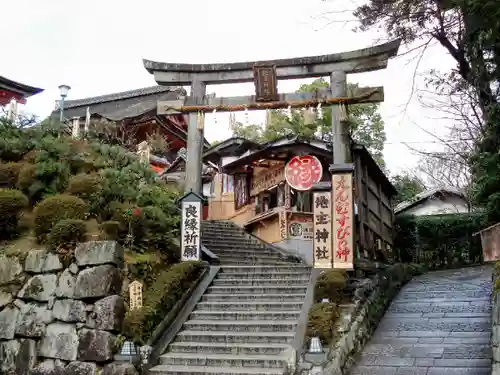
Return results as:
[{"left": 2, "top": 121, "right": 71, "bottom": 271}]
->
[{"left": 285, "top": 155, "right": 323, "bottom": 191}]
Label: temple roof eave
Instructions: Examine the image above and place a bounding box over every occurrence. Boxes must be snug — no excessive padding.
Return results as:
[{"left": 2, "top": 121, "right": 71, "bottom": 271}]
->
[{"left": 0, "top": 76, "right": 44, "bottom": 97}]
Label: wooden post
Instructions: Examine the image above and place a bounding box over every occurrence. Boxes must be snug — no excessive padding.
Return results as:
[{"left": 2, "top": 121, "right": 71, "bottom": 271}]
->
[{"left": 185, "top": 80, "right": 206, "bottom": 195}]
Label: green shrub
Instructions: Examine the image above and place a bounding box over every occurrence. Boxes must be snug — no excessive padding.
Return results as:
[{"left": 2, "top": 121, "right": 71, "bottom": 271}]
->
[
  {"left": 395, "top": 213, "right": 486, "bottom": 268},
  {"left": 67, "top": 173, "right": 103, "bottom": 215},
  {"left": 0, "top": 163, "right": 24, "bottom": 188},
  {"left": 122, "top": 261, "right": 203, "bottom": 344},
  {"left": 0, "top": 188, "right": 28, "bottom": 240},
  {"left": 16, "top": 163, "right": 37, "bottom": 192},
  {"left": 315, "top": 270, "right": 348, "bottom": 303},
  {"left": 100, "top": 220, "right": 120, "bottom": 241},
  {"left": 33, "top": 194, "right": 87, "bottom": 242},
  {"left": 307, "top": 302, "right": 339, "bottom": 345},
  {"left": 47, "top": 219, "right": 86, "bottom": 250}
]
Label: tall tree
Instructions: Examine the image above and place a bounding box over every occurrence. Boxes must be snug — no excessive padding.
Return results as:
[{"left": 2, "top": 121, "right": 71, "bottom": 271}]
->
[
  {"left": 231, "top": 78, "right": 387, "bottom": 167},
  {"left": 391, "top": 173, "right": 426, "bottom": 205}
]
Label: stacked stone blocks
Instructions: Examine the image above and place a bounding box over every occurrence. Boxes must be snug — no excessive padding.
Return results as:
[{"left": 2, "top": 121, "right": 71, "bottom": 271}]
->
[{"left": 0, "top": 241, "right": 134, "bottom": 375}]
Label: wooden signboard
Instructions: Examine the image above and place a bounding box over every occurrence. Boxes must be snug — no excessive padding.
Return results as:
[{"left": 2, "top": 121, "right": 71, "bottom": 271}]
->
[
  {"left": 181, "top": 200, "right": 201, "bottom": 261},
  {"left": 250, "top": 166, "right": 285, "bottom": 196},
  {"left": 129, "top": 281, "right": 143, "bottom": 310},
  {"left": 332, "top": 174, "right": 354, "bottom": 270},
  {"left": 253, "top": 65, "right": 279, "bottom": 102},
  {"left": 279, "top": 211, "right": 288, "bottom": 241},
  {"left": 313, "top": 191, "right": 333, "bottom": 268}
]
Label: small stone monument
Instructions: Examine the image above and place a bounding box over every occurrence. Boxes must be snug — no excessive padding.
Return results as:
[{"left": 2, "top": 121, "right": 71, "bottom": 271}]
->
[{"left": 129, "top": 280, "right": 143, "bottom": 310}]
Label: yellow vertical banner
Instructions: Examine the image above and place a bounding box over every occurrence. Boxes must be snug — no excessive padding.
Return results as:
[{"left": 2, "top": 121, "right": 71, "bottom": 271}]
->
[
  {"left": 332, "top": 173, "right": 354, "bottom": 270},
  {"left": 313, "top": 191, "right": 333, "bottom": 269},
  {"left": 279, "top": 210, "right": 288, "bottom": 240}
]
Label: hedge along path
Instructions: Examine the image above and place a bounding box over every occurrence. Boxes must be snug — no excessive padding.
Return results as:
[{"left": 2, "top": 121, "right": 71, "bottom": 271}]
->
[{"left": 349, "top": 265, "right": 492, "bottom": 375}]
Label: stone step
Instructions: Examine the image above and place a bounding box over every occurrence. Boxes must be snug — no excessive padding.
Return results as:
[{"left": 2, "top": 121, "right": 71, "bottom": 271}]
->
[
  {"left": 201, "top": 293, "right": 306, "bottom": 303},
  {"left": 168, "top": 342, "right": 290, "bottom": 355},
  {"left": 213, "top": 278, "right": 310, "bottom": 286},
  {"left": 359, "top": 342, "right": 491, "bottom": 359},
  {"left": 159, "top": 352, "right": 287, "bottom": 368},
  {"left": 207, "top": 285, "right": 308, "bottom": 294},
  {"left": 212, "top": 251, "right": 283, "bottom": 260},
  {"left": 215, "top": 256, "right": 289, "bottom": 265},
  {"left": 174, "top": 330, "right": 295, "bottom": 344},
  {"left": 150, "top": 365, "right": 285, "bottom": 375},
  {"left": 195, "top": 301, "right": 304, "bottom": 311},
  {"left": 202, "top": 239, "right": 263, "bottom": 246},
  {"left": 209, "top": 247, "right": 279, "bottom": 255},
  {"left": 182, "top": 320, "right": 298, "bottom": 332},
  {"left": 219, "top": 265, "right": 310, "bottom": 273},
  {"left": 217, "top": 271, "right": 310, "bottom": 280},
  {"left": 190, "top": 310, "right": 300, "bottom": 321}
]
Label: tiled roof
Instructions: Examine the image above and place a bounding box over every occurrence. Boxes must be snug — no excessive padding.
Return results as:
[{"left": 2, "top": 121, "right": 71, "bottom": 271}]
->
[
  {"left": 394, "top": 187, "right": 466, "bottom": 214},
  {"left": 64, "top": 85, "right": 185, "bottom": 109}
]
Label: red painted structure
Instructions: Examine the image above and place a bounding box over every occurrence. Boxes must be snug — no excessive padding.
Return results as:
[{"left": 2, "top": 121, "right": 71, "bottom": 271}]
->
[{"left": 0, "top": 76, "right": 43, "bottom": 106}]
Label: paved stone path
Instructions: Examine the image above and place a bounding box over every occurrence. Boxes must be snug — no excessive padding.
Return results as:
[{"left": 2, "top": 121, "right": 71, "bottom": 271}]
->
[{"left": 349, "top": 265, "right": 492, "bottom": 375}]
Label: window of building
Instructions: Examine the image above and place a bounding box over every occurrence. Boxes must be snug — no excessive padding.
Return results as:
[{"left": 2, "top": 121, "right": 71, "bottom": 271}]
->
[
  {"left": 291, "top": 190, "right": 313, "bottom": 212},
  {"left": 222, "top": 174, "right": 234, "bottom": 194},
  {"left": 234, "top": 174, "right": 250, "bottom": 210}
]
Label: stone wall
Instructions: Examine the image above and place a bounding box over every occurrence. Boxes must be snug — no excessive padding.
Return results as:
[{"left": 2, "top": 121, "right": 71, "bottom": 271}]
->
[
  {"left": 0, "top": 241, "right": 135, "bottom": 375},
  {"left": 493, "top": 263, "right": 500, "bottom": 374},
  {"left": 299, "top": 264, "right": 420, "bottom": 375}
]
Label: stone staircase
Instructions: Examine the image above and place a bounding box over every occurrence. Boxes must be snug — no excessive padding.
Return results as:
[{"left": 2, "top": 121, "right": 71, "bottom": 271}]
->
[{"left": 150, "top": 220, "right": 311, "bottom": 375}]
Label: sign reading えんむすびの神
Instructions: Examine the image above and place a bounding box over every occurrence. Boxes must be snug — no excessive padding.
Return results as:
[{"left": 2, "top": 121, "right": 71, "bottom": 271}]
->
[
  {"left": 181, "top": 199, "right": 201, "bottom": 261},
  {"left": 332, "top": 173, "right": 354, "bottom": 270},
  {"left": 313, "top": 191, "right": 332, "bottom": 268}
]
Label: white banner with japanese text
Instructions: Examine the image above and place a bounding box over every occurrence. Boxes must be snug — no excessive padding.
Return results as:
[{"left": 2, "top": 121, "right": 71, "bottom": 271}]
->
[
  {"left": 332, "top": 173, "right": 354, "bottom": 270},
  {"left": 313, "top": 191, "right": 333, "bottom": 268},
  {"left": 181, "top": 201, "right": 201, "bottom": 261}
]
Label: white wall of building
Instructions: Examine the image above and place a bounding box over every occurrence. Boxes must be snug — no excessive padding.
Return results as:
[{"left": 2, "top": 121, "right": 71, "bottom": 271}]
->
[{"left": 403, "top": 195, "right": 469, "bottom": 216}]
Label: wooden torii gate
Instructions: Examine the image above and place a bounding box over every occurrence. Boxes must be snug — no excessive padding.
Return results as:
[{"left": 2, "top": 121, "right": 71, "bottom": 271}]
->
[{"left": 143, "top": 40, "right": 400, "bottom": 268}]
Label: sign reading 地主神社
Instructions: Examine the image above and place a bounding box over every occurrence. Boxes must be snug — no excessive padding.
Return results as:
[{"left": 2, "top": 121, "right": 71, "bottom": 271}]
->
[
  {"left": 332, "top": 174, "right": 354, "bottom": 270},
  {"left": 181, "top": 198, "right": 201, "bottom": 261},
  {"left": 313, "top": 191, "right": 333, "bottom": 268},
  {"left": 285, "top": 155, "right": 323, "bottom": 191}
]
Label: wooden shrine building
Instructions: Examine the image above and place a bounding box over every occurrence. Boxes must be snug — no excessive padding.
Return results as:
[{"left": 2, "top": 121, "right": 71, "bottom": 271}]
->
[
  {"left": 204, "top": 135, "right": 397, "bottom": 266},
  {"left": 49, "top": 85, "right": 211, "bottom": 172}
]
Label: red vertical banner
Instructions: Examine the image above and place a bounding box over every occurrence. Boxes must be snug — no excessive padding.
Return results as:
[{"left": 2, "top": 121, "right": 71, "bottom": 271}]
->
[
  {"left": 313, "top": 191, "right": 333, "bottom": 269},
  {"left": 332, "top": 173, "right": 354, "bottom": 270}
]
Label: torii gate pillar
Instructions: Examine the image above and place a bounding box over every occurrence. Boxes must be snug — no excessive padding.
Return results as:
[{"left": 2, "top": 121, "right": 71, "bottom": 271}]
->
[{"left": 186, "top": 80, "right": 206, "bottom": 194}]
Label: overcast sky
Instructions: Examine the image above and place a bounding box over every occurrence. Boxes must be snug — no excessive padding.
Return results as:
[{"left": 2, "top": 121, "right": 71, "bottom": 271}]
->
[{"left": 1, "top": 0, "right": 456, "bottom": 176}]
